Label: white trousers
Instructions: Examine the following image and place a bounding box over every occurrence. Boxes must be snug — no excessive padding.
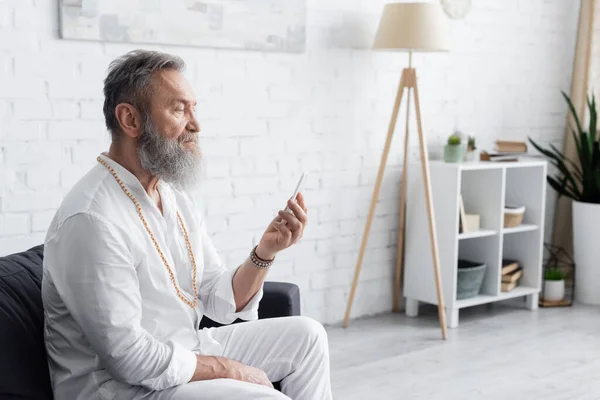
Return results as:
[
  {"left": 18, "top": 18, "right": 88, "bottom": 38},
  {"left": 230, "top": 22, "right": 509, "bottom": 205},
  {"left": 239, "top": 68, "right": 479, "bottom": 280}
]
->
[{"left": 128, "top": 316, "right": 332, "bottom": 400}]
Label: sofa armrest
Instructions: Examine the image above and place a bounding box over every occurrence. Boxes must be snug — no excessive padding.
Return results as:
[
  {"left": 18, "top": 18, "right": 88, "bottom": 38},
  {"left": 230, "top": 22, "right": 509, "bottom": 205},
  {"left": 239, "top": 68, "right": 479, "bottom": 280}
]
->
[{"left": 199, "top": 281, "right": 301, "bottom": 329}]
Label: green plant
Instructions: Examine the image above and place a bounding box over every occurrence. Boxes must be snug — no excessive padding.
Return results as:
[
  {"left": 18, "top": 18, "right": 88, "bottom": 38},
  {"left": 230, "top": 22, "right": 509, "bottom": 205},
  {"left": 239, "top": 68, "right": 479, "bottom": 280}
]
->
[
  {"left": 545, "top": 267, "right": 566, "bottom": 281},
  {"left": 468, "top": 136, "right": 476, "bottom": 150},
  {"left": 447, "top": 134, "right": 461, "bottom": 146},
  {"left": 529, "top": 91, "right": 600, "bottom": 204}
]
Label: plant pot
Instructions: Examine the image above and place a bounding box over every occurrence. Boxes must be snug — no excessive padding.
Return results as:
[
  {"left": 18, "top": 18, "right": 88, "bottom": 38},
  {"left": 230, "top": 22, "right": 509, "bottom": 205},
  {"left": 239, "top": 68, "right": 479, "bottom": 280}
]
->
[
  {"left": 444, "top": 144, "right": 464, "bottom": 163},
  {"left": 456, "top": 259, "right": 486, "bottom": 300},
  {"left": 543, "top": 280, "right": 565, "bottom": 302},
  {"left": 573, "top": 200, "right": 600, "bottom": 305},
  {"left": 464, "top": 150, "right": 478, "bottom": 162}
]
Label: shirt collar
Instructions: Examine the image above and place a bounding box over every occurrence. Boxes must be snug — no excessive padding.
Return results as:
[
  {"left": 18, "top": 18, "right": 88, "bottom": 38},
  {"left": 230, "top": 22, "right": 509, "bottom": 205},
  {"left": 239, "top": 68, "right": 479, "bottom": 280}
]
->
[{"left": 97, "top": 152, "right": 149, "bottom": 195}]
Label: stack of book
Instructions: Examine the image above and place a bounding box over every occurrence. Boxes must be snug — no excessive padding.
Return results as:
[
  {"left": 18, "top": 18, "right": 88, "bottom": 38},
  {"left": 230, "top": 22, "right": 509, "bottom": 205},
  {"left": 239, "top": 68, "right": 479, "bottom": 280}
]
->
[
  {"left": 480, "top": 140, "right": 529, "bottom": 162},
  {"left": 501, "top": 259, "right": 522, "bottom": 292}
]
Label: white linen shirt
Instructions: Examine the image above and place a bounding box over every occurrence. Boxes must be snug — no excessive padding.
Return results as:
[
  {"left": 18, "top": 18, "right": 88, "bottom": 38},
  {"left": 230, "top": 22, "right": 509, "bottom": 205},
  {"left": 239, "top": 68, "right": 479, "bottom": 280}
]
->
[{"left": 41, "top": 153, "right": 262, "bottom": 400}]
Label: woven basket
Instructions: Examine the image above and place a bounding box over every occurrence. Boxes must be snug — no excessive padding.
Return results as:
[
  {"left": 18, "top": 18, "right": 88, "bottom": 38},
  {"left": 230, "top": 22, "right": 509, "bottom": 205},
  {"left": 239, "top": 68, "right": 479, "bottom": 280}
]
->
[{"left": 504, "top": 205, "right": 525, "bottom": 228}]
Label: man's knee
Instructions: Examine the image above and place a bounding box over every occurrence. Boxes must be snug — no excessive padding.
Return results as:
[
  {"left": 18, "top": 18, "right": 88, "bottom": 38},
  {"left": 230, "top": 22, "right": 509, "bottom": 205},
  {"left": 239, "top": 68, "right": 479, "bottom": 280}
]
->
[{"left": 290, "top": 316, "right": 328, "bottom": 350}]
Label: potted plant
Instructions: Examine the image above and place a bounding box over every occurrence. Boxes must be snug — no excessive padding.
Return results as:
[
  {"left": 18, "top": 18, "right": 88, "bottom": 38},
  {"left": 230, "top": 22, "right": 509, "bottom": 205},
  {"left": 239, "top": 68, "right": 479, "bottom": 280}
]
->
[
  {"left": 444, "top": 133, "right": 463, "bottom": 163},
  {"left": 543, "top": 267, "right": 566, "bottom": 302},
  {"left": 465, "top": 135, "right": 477, "bottom": 161},
  {"left": 529, "top": 91, "right": 600, "bottom": 305}
]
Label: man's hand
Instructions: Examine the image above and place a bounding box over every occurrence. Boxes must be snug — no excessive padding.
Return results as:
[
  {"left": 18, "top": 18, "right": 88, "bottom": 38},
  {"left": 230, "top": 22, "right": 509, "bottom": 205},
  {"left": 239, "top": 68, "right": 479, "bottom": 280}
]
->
[
  {"left": 191, "top": 355, "right": 273, "bottom": 389},
  {"left": 256, "top": 192, "right": 308, "bottom": 260},
  {"left": 224, "top": 358, "right": 274, "bottom": 389}
]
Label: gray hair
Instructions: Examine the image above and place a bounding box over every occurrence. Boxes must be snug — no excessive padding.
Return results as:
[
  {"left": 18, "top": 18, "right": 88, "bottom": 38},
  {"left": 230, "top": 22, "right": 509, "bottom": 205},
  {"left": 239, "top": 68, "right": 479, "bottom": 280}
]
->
[{"left": 103, "top": 49, "right": 185, "bottom": 141}]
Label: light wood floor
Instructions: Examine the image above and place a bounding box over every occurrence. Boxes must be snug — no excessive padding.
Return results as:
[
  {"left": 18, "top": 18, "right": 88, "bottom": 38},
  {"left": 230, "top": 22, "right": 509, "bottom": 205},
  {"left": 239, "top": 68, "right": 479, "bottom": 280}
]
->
[{"left": 327, "top": 303, "right": 600, "bottom": 400}]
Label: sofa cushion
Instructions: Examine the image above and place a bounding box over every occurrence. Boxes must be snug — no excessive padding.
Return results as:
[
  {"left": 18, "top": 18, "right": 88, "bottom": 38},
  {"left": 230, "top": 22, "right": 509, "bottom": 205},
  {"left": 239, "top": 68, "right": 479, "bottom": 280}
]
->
[{"left": 0, "top": 245, "right": 53, "bottom": 399}]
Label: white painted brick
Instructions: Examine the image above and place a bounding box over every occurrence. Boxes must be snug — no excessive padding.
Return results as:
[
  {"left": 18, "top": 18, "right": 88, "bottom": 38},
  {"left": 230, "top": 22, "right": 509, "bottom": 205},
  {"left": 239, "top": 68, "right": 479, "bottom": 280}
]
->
[
  {"left": 321, "top": 171, "right": 360, "bottom": 188},
  {"left": 233, "top": 177, "right": 276, "bottom": 196},
  {"left": 4, "top": 142, "right": 68, "bottom": 165},
  {"left": 201, "top": 179, "right": 233, "bottom": 196},
  {"left": 0, "top": 5, "right": 10, "bottom": 28},
  {"left": 3, "top": 191, "right": 62, "bottom": 212},
  {"left": 0, "top": 29, "right": 37, "bottom": 52},
  {"left": 14, "top": 53, "right": 77, "bottom": 79},
  {"left": 0, "top": 170, "right": 16, "bottom": 193},
  {"left": 275, "top": 240, "right": 317, "bottom": 262},
  {"left": 202, "top": 157, "right": 230, "bottom": 179},
  {"left": 231, "top": 158, "right": 256, "bottom": 177},
  {"left": 0, "top": 121, "right": 44, "bottom": 141},
  {"left": 199, "top": 137, "right": 239, "bottom": 157},
  {"left": 0, "top": 99, "right": 11, "bottom": 119},
  {"left": 48, "top": 121, "right": 106, "bottom": 141},
  {"left": 264, "top": 259, "right": 294, "bottom": 279},
  {"left": 316, "top": 236, "right": 356, "bottom": 255},
  {"left": 205, "top": 119, "right": 267, "bottom": 137},
  {"left": 80, "top": 100, "right": 105, "bottom": 120},
  {"left": 52, "top": 101, "right": 80, "bottom": 120},
  {"left": 229, "top": 212, "right": 267, "bottom": 230},
  {"left": 0, "top": 214, "right": 29, "bottom": 236},
  {"left": 240, "top": 137, "right": 284, "bottom": 156},
  {"left": 31, "top": 210, "right": 56, "bottom": 233},
  {"left": 269, "top": 85, "right": 311, "bottom": 101},
  {"left": 0, "top": 233, "right": 46, "bottom": 257},
  {"left": 27, "top": 167, "right": 60, "bottom": 191},
  {"left": 206, "top": 197, "right": 254, "bottom": 216},
  {"left": 255, "top": 158, "right": 277, "bottom": 175},
  {"left": 310, "top": 267, "right": 353, "bottom": 290},
  {"left": 204, "top": 215, "right": 228, "bottom": 235},
  {"left": 0, "top": 77, "right": 44, "bottom": 99},
  {"left": 304, "top": 222, "right": 339, "bottom": 240},
  {"left": 294, "top": 255, "right": 334, "bottom": 272},
  {"left": 13, "top": 99, "right": 51, "bottom": 120},
  {"left": 48, "top": 79, "right": 103, "bottom": 100},
  {"left": 60, "top": 167, "right": 85, "bottom": 190},
  {"left": 211, "top": 230, "right": 252, "bottom": 251}
]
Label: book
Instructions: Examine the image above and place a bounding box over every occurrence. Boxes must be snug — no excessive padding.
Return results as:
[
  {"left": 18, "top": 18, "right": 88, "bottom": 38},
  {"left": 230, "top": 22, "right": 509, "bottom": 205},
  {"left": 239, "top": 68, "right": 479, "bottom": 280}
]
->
[
  {"left": 502, "top": 268, "right": 523, "bottom": 283},
  {"left": 480, "top": 151, "right": 524, "bottom": 162},
  {"left": 502, "top": 281, "right": 518, "bottom": 292},
  {"left": 495, "top": 140, "right": 528, "bottom": 153},
  {"left": 501, "top": 259, "right": 520, "bottom": 275}
]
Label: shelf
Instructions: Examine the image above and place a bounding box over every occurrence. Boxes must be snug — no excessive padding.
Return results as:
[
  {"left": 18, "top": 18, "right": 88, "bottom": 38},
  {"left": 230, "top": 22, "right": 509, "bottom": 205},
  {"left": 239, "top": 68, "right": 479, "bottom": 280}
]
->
[
  {"left": 456, "top": 293, "right": 498, "bottom": 309},
  {"left": 498, "top": 285, "right": 539, "bottom": 300},
  {"left": 458, "top": 229, "right": 498, "bottom": 240},
  {"left": 456, "top": 286, "right": 539, "bottom": 309},
  {"left": 503, "top": 224, "right": 538, "bottom": 234}
]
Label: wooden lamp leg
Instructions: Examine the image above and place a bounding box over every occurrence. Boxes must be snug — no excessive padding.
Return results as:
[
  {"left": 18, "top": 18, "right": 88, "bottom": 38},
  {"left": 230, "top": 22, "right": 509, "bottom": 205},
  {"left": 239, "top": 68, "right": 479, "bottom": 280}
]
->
[
  {"left": 411, "top": 70, "right": 448, "bottom": 339},
  {"left": 343, "top": 70, "right": 407, "bottom": 328}
]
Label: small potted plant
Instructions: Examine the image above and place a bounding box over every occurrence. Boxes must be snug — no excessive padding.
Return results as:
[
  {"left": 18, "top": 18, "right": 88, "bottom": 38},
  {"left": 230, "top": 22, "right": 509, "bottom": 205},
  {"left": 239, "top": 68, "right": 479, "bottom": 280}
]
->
[
  {"left": 543, "top": 267, "right": 566, "bottom": 302},
  {"left": 465, "top": 136, "right": 477, "bottom": 161},
  {"left": 444, "top": 133, "right": 463, "bottom": 163}
]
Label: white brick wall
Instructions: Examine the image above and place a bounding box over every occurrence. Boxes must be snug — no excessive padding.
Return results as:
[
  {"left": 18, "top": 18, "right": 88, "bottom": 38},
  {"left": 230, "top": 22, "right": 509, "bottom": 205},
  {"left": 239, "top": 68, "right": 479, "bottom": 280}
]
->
[{"left": 0, "top": 0, "right": 580, "bottom": 325}]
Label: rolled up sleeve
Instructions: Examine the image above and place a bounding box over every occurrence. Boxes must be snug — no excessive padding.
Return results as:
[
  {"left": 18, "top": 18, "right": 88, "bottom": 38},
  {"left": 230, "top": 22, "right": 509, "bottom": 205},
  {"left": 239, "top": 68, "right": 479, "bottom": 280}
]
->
[
  {"left": 45, "top": 213, "right": 197, "bottom": 391},
  {"left": 198, "top": 221, "right": 263, "bottom": 324}
]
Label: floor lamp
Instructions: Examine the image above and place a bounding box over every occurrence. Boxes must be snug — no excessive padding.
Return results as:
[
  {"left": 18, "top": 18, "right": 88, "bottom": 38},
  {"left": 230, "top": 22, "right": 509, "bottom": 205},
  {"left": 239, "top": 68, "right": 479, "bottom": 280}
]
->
[{"left": 342, "top": 2, "right": 449, "bottom": 339}]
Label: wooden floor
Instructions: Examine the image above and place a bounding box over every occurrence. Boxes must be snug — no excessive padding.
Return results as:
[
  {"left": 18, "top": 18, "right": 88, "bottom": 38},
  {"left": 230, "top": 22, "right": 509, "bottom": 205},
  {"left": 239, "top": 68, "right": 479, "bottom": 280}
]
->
[{"left": 327, "top": 303, "right": 600, "bottom": 400}]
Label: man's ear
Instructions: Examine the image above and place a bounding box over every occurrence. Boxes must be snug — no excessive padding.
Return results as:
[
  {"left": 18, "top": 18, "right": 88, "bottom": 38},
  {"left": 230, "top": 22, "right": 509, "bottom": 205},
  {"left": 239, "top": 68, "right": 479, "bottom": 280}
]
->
[{"left": 114, "top": 103, "right": 143, "bottom": 139}]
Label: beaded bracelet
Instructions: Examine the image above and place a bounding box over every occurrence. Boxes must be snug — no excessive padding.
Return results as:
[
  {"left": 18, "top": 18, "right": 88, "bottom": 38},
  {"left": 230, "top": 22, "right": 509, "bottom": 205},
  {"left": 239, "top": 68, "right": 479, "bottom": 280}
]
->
[{"left": 249, "top": 245, "right": 275, "bottom": 269}]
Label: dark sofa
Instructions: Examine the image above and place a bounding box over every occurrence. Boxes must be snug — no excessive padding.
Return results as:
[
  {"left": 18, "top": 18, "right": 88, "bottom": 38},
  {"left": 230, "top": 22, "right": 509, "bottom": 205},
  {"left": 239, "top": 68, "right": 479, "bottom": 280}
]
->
[{"left": 0, "top": 245, "right": 301, "bottom": 399}]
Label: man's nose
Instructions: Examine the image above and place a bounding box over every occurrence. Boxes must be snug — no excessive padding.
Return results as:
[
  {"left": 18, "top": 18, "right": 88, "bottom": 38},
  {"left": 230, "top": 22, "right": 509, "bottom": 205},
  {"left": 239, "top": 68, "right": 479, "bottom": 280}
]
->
[{"left": 187, "top": 112, "right": 200, "bottom": 133}]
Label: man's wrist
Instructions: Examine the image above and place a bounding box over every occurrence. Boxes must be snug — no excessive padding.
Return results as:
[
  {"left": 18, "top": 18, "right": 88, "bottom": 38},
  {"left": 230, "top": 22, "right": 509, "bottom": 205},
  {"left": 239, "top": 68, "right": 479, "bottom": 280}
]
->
[{"left": 255, "top": 244, "right": 276, "bottom": 261}]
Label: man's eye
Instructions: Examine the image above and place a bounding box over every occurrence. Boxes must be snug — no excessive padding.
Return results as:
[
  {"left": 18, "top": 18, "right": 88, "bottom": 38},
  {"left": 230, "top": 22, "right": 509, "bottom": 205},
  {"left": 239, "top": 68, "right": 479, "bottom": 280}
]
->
[{"left": 175, "top": 108, "right": 185, "bottom": 113}]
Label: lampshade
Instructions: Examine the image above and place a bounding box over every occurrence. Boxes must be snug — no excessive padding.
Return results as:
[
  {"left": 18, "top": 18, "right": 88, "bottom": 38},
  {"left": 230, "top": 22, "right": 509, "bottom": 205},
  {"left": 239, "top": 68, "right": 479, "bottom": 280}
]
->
[{"left": 373, "top": 2, "right": 449, "bottom": 52}]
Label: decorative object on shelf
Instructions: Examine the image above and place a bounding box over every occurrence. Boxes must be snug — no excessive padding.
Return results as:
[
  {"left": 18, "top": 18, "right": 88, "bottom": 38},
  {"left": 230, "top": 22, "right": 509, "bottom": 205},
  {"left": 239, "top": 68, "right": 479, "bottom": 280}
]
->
[
  {"left": 504, "top": 204, "right": 525, "bottom": 228},
  {"left": 458, "top": 195, "right": 468, "bottom": 233},
  {"left": 58, "top": 0, "right": 307, "bottom": 53},
  {"left": 464, "top": 135, "right": 477, "bottom": 162},
  {"left": 539, "top": 243, "right": 574, "bottom": 307},
  {"left": 456, "top": 259, "right": 486, "bottom": 300},
  {"left": 458, "top": 195, "right": 480, "bottom": 233},
  {"left": 501, "top": 259, "right": 522, "bottom": 292},
  {"left": 464, "top": 214, "right": 480, "bottom": 231},
  {"left": 444, "top": 133, "right": 464, "bottom": 162},
  {"left": 529, "top": 91, "right": 600, "bottom": 305},
  {"left": 344, "top": 2, "right": 450, "bottom": 339},
  {"left": 440, "top": 0, "right": 471, "bottom": 19},
  {"left": 543, "top": 268, "right": 566, "bottom": 302}
]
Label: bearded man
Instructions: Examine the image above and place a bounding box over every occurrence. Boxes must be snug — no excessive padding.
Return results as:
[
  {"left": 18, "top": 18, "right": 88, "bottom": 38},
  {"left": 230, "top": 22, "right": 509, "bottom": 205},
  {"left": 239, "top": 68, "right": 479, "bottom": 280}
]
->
[{"left": 41, "top": 50, "right": 332, "bottom": 400}]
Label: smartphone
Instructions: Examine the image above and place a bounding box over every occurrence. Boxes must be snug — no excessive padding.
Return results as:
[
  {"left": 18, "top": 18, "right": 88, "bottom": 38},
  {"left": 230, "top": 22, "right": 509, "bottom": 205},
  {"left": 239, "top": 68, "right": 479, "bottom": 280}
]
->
[{"left": 282, "top": 171, "right": 310, "bottom": 218}]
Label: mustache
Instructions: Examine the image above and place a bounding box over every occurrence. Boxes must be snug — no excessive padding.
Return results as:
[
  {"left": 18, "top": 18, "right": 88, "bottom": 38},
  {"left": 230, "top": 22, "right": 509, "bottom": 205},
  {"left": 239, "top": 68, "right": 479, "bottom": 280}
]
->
[{"left": 178, "top": 132, "right": 197, "bottom": 143}]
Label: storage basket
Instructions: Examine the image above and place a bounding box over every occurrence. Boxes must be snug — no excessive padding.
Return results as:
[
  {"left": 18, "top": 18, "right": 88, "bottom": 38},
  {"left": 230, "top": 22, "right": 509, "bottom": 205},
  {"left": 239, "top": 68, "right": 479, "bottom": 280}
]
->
[
  {"left": 504, "top": 204, "right": 525, "bottom": 228},
  {"left": 457, "top": 259, "right": 486, "bottom": 300}
]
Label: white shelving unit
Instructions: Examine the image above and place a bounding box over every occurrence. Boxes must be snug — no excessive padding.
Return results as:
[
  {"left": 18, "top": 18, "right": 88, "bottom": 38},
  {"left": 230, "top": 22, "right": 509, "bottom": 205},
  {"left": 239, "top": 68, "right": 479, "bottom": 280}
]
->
[{"left": 403, "top": 160, "right": 547, "bottom": 328}]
